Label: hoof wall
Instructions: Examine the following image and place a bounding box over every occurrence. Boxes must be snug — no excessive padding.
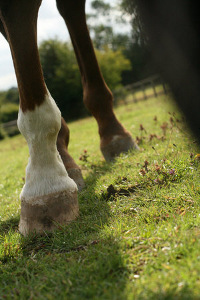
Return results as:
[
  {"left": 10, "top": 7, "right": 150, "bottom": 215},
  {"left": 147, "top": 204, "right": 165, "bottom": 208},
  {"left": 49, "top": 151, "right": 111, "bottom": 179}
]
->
[
  {"left": 19, "top": 190, "right": 78, "bottom": 236},
  {"left": 101, "top": 134, "right": 138, "bottom": 161}
]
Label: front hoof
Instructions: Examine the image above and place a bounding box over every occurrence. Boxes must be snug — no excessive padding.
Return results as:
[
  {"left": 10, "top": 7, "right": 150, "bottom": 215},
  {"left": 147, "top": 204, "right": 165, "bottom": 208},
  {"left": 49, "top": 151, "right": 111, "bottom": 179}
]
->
[
  {"left": 19, "top": 189, "right": 78, "bottom": 236},
  {"left": 101, "top": 133, "right": 139, "bottom": 162}
]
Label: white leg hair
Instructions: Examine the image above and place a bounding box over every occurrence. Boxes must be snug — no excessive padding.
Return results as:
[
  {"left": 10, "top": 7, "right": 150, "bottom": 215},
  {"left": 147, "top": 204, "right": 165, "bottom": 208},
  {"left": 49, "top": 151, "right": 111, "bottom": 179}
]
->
[{"left": 17, "top": 92, "right": 78, "bottom": 235}]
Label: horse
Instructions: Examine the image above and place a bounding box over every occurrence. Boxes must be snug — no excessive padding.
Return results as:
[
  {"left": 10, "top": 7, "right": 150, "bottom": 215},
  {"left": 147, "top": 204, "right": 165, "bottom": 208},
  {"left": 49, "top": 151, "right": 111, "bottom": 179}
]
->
[
  {"left": 0, "top": 0, "right": 137, "bottom": 235},
  {"left": 136, "top": 0, "right": 200, "bottom": 144}
]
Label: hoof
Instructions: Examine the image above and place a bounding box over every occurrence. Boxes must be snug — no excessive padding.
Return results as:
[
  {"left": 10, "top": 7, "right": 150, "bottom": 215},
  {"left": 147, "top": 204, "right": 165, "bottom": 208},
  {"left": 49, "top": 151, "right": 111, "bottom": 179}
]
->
[
  {"left": 101, "top": 133, "right": 138, "bottom": 162},
  {"left": 67, "top": 168, "right": 85, "bottom": 191},
  {"left": 19, "top": 189, "right": 78, "bottom": 236}
]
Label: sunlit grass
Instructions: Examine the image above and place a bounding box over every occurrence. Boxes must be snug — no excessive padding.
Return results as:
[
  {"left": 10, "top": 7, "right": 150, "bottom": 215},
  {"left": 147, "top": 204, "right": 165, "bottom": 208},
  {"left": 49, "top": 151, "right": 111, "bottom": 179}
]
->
[{"left": 0, "top": 95, "right": 200, "bottom": 299}]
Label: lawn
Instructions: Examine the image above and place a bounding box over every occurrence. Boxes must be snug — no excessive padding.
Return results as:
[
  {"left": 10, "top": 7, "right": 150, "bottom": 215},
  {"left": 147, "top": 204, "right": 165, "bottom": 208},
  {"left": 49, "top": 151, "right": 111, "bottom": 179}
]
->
[{"left": 0, "top": 95, "right": 200, "bottom": 299}]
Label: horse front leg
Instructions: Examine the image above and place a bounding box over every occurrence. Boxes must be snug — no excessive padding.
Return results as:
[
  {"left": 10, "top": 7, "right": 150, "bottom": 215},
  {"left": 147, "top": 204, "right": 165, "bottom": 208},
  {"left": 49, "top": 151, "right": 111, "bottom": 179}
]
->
[{"left": 0, "top": 0, "right": 79, "bottom": 235}]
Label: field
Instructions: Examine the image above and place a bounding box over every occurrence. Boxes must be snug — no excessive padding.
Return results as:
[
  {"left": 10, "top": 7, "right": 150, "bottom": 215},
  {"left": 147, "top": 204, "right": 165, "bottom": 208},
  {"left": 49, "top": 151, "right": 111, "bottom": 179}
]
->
[{"left": 0, "top": 95, "right": 200, "bottom": 299}]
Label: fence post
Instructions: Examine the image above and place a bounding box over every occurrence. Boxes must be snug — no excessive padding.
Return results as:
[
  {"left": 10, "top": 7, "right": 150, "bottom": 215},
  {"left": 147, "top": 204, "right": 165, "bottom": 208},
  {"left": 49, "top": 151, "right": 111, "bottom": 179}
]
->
[
  {"left": 162, "top": 81, "right": 168, "bottom": 94},
  {"left": 142, "top": 83, "right": 147, "bottom": 100},
  {"left": 151, "top": 79, "right": 158, "bottom": 97}
]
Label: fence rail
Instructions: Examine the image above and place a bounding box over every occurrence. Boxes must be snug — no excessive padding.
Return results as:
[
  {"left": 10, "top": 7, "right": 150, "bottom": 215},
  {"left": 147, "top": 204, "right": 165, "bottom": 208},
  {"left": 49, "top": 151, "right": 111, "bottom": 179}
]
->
[
  {"left": 114, "top": 74, "right": 169, "bottom": 104},
  {"left": 2, "top": 119, "right": 17, "bottom": 129}
]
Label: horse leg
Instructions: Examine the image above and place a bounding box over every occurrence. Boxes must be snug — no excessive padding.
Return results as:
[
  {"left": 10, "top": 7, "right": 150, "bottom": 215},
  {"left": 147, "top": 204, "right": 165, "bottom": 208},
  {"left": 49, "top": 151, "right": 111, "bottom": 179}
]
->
[
  {"left": 57, "top": 118, "right": 85, "bottom": 191},
  {"left": 0, "top": 18, "right": 84, "bottom": 191},
  {"left": 56, "top": 0, "right": 138, "bottom": 161},
  {"left": 0, "top": 0, "right": 78, "bottom": 235}
]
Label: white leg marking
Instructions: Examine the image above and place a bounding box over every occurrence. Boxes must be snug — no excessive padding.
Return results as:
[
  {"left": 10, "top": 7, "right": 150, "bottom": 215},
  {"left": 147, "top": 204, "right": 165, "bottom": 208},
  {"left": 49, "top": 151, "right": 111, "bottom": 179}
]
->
[{"left": 17, "top": 93, "right": 77, "bottom": 204}]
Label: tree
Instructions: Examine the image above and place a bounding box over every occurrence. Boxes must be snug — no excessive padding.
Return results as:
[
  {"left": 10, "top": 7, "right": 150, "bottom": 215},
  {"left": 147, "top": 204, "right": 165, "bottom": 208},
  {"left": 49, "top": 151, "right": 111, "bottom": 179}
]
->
[
  {"left": 88, "top": 0, "right": 155, "bottom": 84},
  {"left": 5, "top": 87, "right": 19, "bottom": 104},
  {"left": 119, "top": 0, "right": 157, "bottom": 83},
  {"left": 91, "top": 0, "right": 111, "bottom": 15},
  {"left": 96, "top": 46, "right": 131, "bottom": 90},
  {"left": 39, "top": 38, "right": 131, "bottom": 120},
  {"left": 88, "top": 0, "right": 130, "bottom": 51},
  {"left": 39, "top": 39, "right": 85, "bottom": 121},
  {"left": 120, "top": 0, "right": 145, "bottom": 44}
]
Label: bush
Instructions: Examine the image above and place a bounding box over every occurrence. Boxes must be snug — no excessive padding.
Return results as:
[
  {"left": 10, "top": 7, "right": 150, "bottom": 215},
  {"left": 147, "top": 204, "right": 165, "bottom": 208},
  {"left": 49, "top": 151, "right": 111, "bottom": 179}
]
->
[
  {"left": 5, "top": 87, "right": 19, "bottom": 104},
  {"left": 95, "top": 46, "right": 131, "bottom": 91},
  {"left": 39, "top": 39, "right": 85, "bottom": 121},
  {"left": 39, "top": 39, "right": 131, "bottom": 120},
  {"left": 0, "top": 103, "right": 19, "bottom": 123},
  {"left": 4, "top": 125, "right": 19, "bottom": 137}
]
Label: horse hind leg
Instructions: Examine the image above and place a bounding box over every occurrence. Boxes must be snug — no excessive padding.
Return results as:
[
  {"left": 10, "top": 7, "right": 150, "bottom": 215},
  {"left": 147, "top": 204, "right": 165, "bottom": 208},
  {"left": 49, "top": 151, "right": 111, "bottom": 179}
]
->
[
  {"left": 56, "top": 0, "right": 138, "bottom": 161},
  {"left": 57, "top": 118, "right": 85, "bottom": 191}
]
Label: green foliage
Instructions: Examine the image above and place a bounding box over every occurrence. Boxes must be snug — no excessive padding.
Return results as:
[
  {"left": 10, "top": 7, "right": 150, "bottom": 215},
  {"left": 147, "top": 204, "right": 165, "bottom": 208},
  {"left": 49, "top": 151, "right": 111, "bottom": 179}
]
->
[
  {"left": 0, "top": 103, "right": 18, "bottom": 123},
  {"left": 0, "top": 91, "right": 6, "bottom": 105},
  {"left": 0, "top": 125, "right": 6, "bottom": 140},
  {"left": 4, "top": 87, "right": 19, "bottom": 104},
  {"left": 0, "top": 95, "right": 200, "bottom": 298},
  {"left": 120, "top": 0, "right": 145, "bottom": 44},
  {"left": 39, "top": 38, "right": 131, "bottom": 119},
  {"left": 96, "top": 47, "right": 131, "bottom": 90},
  {"left": 122, "top": 43, "right": 153, "bottom": 84},
  {"left": 88, "top": 0, "right": 154, "bottom": 84},
  {"left": 0, "top": 88, "right": 19, "bottom": 139},
  {"left": 0, "top": 102, "right": 19, "bottom": 138},
  {"left": 88, "top": 0, "right": 129, "bottom": 51},
  {"left": 39, "top": 39, "right": 85, "bottom": 121},
  {"left": 0, "top": 88, "right": 19, "bottom": 105},
  {"left": 90, "top": 24, "right": 113, "bottom": 50},
  {"left": 91, "top": 0, "right": 111, "bottom": 15}
]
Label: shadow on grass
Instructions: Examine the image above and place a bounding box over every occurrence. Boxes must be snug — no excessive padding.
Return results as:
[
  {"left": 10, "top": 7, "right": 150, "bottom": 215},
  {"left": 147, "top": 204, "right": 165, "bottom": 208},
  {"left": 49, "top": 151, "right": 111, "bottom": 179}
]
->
[
  {"left": 0, "top": 161, "right": 199, "bottom": 299},
  {"left": 0, "top": 216, "right": 19, "bottom": 235},
  {"left": 0, "top": 161, "right": 131, "bottom": 299},
  {"left": 136, "top": 288, "right": 200, "bottom": 300},
  {"left": 17, "top": 160, "right": 119, "bottom": 255}
]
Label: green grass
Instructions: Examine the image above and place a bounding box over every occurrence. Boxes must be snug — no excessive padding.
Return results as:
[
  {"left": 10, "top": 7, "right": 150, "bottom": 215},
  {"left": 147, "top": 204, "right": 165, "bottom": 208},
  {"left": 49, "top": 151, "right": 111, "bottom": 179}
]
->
[{"left": 0, "top": 95, "right": 200, "bottom": 299}]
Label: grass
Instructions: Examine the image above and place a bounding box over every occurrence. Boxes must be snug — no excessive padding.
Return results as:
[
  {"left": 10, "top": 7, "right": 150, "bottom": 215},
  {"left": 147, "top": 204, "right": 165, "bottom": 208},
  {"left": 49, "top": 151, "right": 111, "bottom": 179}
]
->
[{"left": 0, "top": 95, "right": 200, "bottom": 299}]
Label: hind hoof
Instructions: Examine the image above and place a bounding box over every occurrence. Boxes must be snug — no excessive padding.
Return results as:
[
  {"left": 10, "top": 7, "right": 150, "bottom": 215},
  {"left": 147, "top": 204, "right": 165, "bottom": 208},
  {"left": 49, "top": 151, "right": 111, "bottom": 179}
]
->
[{"left": 101, "top": 133, "right": 138, "bottom": 161}]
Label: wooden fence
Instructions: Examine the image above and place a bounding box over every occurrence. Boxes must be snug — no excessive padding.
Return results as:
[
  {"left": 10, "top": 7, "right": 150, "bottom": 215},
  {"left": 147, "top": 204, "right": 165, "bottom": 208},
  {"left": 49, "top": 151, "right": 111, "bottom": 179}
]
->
[
  {"left": 114, "top": 74, "right": 169, "bottom": 104},
  {"left": 1, "top": 119, "right": 19, "bottom": 136},
  {"left": 2, "top": 119, "right": 17, "bottom": 129}
]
